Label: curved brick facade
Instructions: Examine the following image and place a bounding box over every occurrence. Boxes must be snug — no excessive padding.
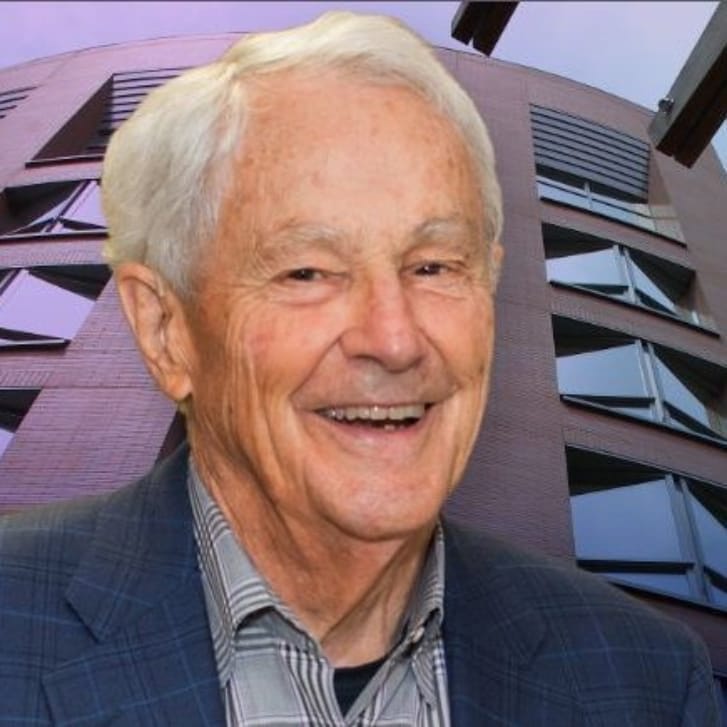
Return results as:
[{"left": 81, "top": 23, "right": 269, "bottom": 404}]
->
[{"left": 0, "top": 36, "right": 725, "bottom": 680}]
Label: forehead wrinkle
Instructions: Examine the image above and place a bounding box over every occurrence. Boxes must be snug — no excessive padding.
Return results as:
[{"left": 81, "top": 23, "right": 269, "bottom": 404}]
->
[
  {"left": 243, "top": 216, "right": 486, "bottom": 275},
  {"left": 259, "top": 218, "right": 440, "bottom": 272}
]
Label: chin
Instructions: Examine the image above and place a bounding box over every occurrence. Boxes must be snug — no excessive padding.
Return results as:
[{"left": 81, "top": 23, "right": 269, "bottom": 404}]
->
[
  {"left": 318, "top": 477, "right": 446, "bottom": 544},
  {"left": 335, "top": 516, "right": 437, "bottom": 545}
]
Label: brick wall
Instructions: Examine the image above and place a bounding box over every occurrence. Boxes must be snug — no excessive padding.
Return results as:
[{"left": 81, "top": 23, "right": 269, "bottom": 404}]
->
[{"left": 1, "top": 38, "right": 725, "bottom": 670}]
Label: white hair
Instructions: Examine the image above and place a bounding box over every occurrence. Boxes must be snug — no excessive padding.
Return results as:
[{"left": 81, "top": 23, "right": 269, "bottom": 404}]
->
[{"left": 101, "top": 11, "right": 503, "bottom": 293}]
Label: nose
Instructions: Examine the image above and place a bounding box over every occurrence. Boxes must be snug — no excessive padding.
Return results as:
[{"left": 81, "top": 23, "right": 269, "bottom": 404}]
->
[{"left": 339, "top": 273, "right": 426, "bottom": 372}]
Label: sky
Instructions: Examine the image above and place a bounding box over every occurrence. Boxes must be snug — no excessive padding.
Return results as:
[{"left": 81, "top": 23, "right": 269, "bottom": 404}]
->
[{"left": 0, "top": 1, "right": 724, "bottom": 168}]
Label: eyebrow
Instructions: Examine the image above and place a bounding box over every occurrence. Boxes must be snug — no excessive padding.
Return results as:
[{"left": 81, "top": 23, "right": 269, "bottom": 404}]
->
[
  {"left": 412, "top": 216, "right": 480, "bottom": 241},
  {"left": 253, "top": 215, "right": 482, "bottom": 265},
  {"left": 272, "top": 222, "right": 345, "bottom": 249},
  {"left": 414, "top": 215, "right": 477, "bottom": 237},
  {"left": 251, "top": 222, "right": 348, "bottom": 268}
]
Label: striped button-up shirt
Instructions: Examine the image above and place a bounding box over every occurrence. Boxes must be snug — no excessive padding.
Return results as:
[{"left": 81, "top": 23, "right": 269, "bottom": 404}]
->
[{"left": 188, "top": 461, "right": 451, "bottom": 726}]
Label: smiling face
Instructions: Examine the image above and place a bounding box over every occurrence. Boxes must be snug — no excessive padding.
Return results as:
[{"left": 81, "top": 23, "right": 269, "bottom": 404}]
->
[{"left": 182, "top": 70, "right": 500, "bottom": 543}]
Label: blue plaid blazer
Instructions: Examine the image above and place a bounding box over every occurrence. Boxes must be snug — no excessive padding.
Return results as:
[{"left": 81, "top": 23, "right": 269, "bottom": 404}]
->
[{"left": 0, "top": 445, "right": 720, "bottom": 725}]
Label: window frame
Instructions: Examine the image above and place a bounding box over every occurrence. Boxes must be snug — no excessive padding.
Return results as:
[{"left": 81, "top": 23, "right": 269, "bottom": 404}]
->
[
  {"left": 0, "top": 263, "right": 110, "bottom": 350},
  {"left": 0, "top": 388, "right": 40, "bottom": 458},
  {"left": 554, "top": 317, "right": 727, "bottom": 447},
  {"left": 536, "top": 172, "right": 685, "bottom": 243},
  {"left": 0, "top": 180, "right": 106, "bottom": 241},
  {"left": 544, "top": 229, "right": 714, "bottom": 332},
  {"left": 566, "top": 446, "right": 727, "bottom": 612}
]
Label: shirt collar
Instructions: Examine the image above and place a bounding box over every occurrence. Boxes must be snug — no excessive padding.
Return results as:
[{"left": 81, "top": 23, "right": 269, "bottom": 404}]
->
[
  {"left": 400, "top": 524, "right": 445, "bottom": 649},
  {"left": 188, "top": 459, "right": 290, "bottom": 686},
  {"left": 188, "top": 456, "right": 446, "bottom": 685}
]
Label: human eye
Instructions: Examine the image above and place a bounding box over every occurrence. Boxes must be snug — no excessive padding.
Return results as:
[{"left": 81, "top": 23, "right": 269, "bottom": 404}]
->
[
  {"left": 414, "top": 261, "right": 450, "bottom": 276},
  {"left": 284, "top": 267, "right": 325, "bottom": 282},
  {"left": 405, "top": 254, "right": 478, "bottom": 296},
  {"left": 270, "top": 264, "right": 345, "bottom": 304},
  {"left": 409, "top": 258, "right": 468, "bottom": 280}
]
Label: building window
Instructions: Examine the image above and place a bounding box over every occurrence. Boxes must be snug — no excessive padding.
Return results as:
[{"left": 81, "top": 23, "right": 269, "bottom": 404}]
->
[
  {"left": 544, "top": 224, "right": 713, "bottom": 329},
  {"left": 566, "top": 447, "right": 727, "bottom": 610},
  {"left": 32, "top": 68, "right": 186, "bottom": 163},
  {"left": 0, "top": 86, "right": 34, "bottom": 121},
  {"left": 553, "top": 316, "right": 727, "bottom": 444},
  {"left": 531, "top": 105, "right": 683, "bottom": 242},
  {"left": 1, "top": 181, "right": 105, "bottom": 238},
  {"left": 84, "top": 68, "right": 186, "bottom": 156},
  {"left": 0, "top": 264, "right": 110, "bottom": 348},
  {"left": 0, "top": 389, "right": 39, "bottom": 457},
  {"left": 536, "top": 172, "right": 687, "bottom": 240}
]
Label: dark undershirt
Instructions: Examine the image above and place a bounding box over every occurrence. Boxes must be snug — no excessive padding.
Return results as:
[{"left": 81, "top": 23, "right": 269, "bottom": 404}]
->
[{"left": 333, "top": 656, "right": 387, "bottom": 716}]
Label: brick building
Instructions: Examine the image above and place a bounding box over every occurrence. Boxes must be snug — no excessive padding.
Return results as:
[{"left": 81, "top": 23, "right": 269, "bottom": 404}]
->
[{"left": 0, "top": 34, "right": 725, "bottom": 708}]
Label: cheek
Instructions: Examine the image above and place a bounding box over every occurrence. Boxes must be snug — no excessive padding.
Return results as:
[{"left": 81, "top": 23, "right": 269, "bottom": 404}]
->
[
  {"left": 424, "top": 296, "right": 495, "bottom": 382},
  {"left": 223, "top": 302, "right": 346, "bottom": 398}
]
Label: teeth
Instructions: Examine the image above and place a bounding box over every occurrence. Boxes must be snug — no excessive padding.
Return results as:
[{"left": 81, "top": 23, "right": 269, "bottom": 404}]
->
[
  {"left": 370, "top": 407, "right": 388, "bottom": 421},
  {"left": 321, "top": 404, "right": 426, "bottom": 422}
]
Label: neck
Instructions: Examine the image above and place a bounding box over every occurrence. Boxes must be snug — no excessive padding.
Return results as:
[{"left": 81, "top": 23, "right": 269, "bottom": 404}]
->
[{"left": 192, "top": 446, "right": 434, "bottom": 667}]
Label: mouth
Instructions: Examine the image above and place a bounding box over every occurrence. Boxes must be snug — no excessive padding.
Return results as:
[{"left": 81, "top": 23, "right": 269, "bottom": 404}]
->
[{"left": 315, "top": 403, "right": 430, "bottom": 431}]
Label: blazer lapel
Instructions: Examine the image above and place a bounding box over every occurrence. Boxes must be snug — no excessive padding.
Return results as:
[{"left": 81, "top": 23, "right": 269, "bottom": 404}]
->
[
  {"left": 42, "top": 446, "right": 225, "bottom": 726},
  {"left": 443, "top": 521, "right": 579, "bottom": 726}
]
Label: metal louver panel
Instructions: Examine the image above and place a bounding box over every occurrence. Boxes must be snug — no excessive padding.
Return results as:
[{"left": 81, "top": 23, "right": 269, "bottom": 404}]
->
[
  {"left": 83, "top": 68, "right": 188, "bottom": 154},
  {"left": 531, "top": 104, "right": 650, "bottom": 200},
  {"left": 0, "top": 87, "right": 34, "bottom": 120}
]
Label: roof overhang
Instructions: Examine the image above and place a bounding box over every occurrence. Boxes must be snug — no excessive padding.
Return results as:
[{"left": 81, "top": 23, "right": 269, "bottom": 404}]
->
[
  {"left": 648, "top": 2, "right": 727, "bottom": 168},
  {"left": 451, "top": 1, "right": 519, "bottom": 56}
]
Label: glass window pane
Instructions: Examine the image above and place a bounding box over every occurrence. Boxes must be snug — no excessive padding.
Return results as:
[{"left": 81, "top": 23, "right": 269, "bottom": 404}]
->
[
  {"left": 628, "top": 214, "right": 657, "bottom": 233},
  {"left": 571, "top": 477, "right": 683, "bottom": 561},
  {"left": 654, "top": 354, "right": 712, "bottom": 430},
  {"left": 667, "top": 408, "right": 725, "bottom": 441},
  {"left": 631, "top": 262, "right": 677, "bottom": 315},
  {"left": 591, "top": 198, "right": 631, "bottom": 221},
  {"left": 546, "top": 247, "right": 624, "bottom": 289},
  {"left": 55, "top": 182, "right": 106, "bottom": 230},
  {"left": 687, "top": 482, "right": 727, "bottom": 578},
  {"left": 4, "top": 183, "right": 80, "bottom": 236},
  {"left": 591, "top": 199, "right": 656, "bottom": 232},
  {"left": 557, "top": 342, "right": 647, "bottom": 397},
  {"left": 537, "top": 180, "right": 589, "bottom": 209},
  {"left": 601, "top": 571, "right": 693, "bottom": 598},
  {"left": 0, "top": 270, "right": 94, "bottom": 339},
  {"left": 591, "top": 193, "right": 652, "bottom": 219},
  {"left": 7, "top": 201, "right": 66, "bottom": 235},
  {"left": 0, "top": 427, "right": 12, "bottom": 457}
]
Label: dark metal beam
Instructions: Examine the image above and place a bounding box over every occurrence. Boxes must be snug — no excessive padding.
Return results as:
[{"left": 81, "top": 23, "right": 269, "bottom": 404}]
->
[
  {"left": 648, "top": 3, "right": 727, "bottom": 168},
  {"left": 451, "top": 1, "right": 518, "bottom": 56}
]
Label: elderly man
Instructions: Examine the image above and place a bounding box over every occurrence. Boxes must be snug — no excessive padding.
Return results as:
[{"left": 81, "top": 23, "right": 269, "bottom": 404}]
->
[{"left": 0, "top": 11, "right": 720, "bottom": 727}]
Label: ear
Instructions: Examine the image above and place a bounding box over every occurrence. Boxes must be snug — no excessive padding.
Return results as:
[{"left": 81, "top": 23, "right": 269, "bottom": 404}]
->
[{"left": 115, "top": 262, "right": 194, "bottom": 404}]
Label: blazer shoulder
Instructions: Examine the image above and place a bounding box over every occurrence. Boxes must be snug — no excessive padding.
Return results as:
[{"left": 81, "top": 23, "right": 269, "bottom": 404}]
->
[
  {"left": 0, "top": 443, "right": 190, "bottom": 575},
  {"left": 443, "top": 519, "right": 719, "bottom": 722},
  {"left": 444, "top": 520, "right": 721, "bottom": 723},
  {"left": 445, "top": 519, "right": 703, "bottom": 646},
  {"left": 0, "top": 492, "right": 114, "bottom": 717},
  {"left": 0, "top": 492, "right": 109, "bottom": 576},
  {"left": 0, "top": 445, "right": 219, "bottom": 726}
]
